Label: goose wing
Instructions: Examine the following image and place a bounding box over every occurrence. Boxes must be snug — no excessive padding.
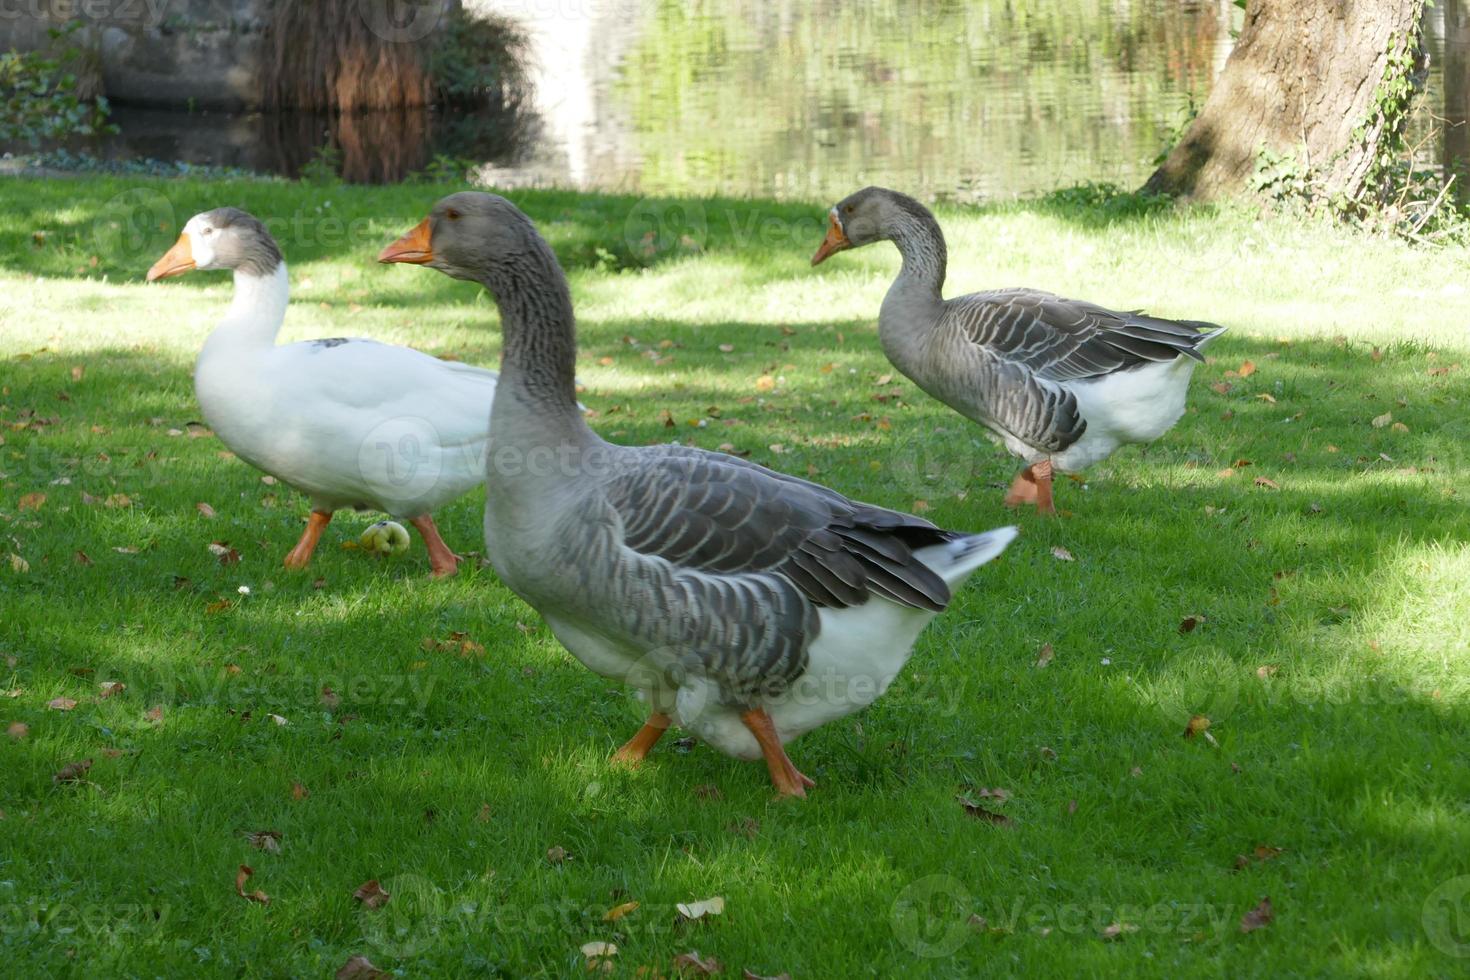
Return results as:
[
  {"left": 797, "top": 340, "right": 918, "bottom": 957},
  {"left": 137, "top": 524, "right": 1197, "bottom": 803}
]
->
[
  {"left": 948, "top": 287, "right": 1224, "bottom": 383},
  {"left": 586, "top": 446, "right": 957, "bottom": 698}
]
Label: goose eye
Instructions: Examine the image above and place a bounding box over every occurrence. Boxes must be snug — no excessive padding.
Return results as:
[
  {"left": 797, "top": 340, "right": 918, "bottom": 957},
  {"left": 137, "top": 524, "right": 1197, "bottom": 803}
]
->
[{"left": 446, "top": 209, "right": 460, "bottom": 221}]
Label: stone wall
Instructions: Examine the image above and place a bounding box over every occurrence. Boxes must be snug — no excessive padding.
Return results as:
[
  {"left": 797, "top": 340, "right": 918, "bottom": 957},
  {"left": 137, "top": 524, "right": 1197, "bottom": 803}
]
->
[{"left": 0, "top": 0, "right": 459, "bottom": 110}]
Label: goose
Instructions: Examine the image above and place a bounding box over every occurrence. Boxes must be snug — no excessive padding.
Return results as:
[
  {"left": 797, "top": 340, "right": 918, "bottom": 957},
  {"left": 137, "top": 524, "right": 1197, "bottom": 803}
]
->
[
  {"left": 811, "top": 187, "right": 1226, "bottom": 514},
  {"left": 379, "top": 192, "right": 1018, "bottom": 797},
  {"left": 146, "top": 207, "right": 499, "bottom": 576}
]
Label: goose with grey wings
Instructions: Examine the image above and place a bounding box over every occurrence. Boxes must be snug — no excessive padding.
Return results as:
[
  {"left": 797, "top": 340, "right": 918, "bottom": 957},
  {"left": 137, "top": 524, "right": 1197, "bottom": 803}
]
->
[
  {"left": 379, "top": 192, "right": 1018, "bottom": 797},
  {"left": 811, "top": 187, "right": 1226, "bottom": 514},
  {"left": 147, "top": 207, "right": 499, "bottom": 575}
]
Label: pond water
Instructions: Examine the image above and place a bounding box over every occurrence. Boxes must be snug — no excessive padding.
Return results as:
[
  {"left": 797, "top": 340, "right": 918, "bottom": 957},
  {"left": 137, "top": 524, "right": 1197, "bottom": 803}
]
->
[{"left": 17, "top": 0, "right": 1470, "bottom": 202}]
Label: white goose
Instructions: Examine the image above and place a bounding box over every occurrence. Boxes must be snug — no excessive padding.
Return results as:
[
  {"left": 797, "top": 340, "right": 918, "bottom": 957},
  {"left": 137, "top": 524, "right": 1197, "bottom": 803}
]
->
[
  {"left": 147, "top": 207, "right": 498, "bottom": 575},
  {"left": 380, "top": 193, "right": 1017, "bottom": 797},
  {"left": 812, "top": 187, "right": 1226, "bottom": 514}
]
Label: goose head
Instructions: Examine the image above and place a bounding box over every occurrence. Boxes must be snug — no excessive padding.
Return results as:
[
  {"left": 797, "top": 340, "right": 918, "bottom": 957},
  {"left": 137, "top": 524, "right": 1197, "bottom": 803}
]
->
[
  {"left": 146, "top": 207, "right": 283, "bottom": 282},
  {"left": 377, "top": 191, "right": 536, "bottom": 282},
  {"left": 811, "top": 186, "right": 932, "bottom": 265}
]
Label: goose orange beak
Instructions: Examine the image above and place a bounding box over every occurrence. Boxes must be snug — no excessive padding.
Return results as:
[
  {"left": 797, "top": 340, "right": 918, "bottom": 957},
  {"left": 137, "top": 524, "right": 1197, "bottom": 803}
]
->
[
  {"left": 810, "top": 213, "right": 850, "bottom": 266},
  {"left": 146, "top": 234, "right": 195, "bottom": 281},
  {"left": 378, "top": 218, "right": 434, "bottom": 264}
]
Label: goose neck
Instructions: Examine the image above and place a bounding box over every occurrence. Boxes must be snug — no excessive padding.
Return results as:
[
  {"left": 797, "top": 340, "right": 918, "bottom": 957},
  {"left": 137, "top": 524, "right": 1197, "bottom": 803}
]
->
[
  {"left": 478, "top": 240, "right": 591, "bottom": 439},
  {"left": 202, "top": 264, "right": 290, "bottom": 354},
  {"left": 886, "top": 209, "right": 948, "bottom": 299}
]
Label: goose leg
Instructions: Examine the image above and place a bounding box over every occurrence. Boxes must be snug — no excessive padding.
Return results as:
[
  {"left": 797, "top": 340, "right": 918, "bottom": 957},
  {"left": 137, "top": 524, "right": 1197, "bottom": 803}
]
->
[
  {"left": 740, "top": 707, "right": 815, "bottom": 798},
  {"left": 612, "top": 712, "right": 672, "bottom": 765},
  {"left": 409, "top": 515, "right": 460, "bottom": 577},
  {"left": 1003, "top": 466, "right": 1039, "bottom": 508},
  {"left": 1032, "top": 459, "right": 1057, "bottom": 515},
  {"left": 283, "top": 510, "right": 333, "bottom": 569}
]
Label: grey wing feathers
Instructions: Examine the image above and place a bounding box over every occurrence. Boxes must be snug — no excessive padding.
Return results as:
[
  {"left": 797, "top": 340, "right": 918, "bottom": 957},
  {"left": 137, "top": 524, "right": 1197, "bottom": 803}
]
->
[
  {"left": 950, "top": 287, "right": 1225, "bottom": 383},
  {"left": 610, "top": 447, "right": 955, "bottom": 612},
  {"left": 597, "top": 446, "right": 961, "bottom": 700}
]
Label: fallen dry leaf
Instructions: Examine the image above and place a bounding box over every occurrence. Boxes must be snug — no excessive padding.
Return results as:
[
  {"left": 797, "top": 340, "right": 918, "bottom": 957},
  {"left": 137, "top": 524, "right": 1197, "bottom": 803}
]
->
[
  {"left": 582, "top": 942, "right": 618, "bottom": 972},
  {"left": 9, "top": 554, "right": 30, "bottom": 574},
  {"left": 208, "top": 541, "right": 241, "bottom": 566},
  {"left": 1239, "top": 896, "right": 1273, "bottom": 933},
  {"left": 1184, "top": 715, "right": 1211, "bottom": 739},
  {"left": 958, "top": 794, "right": 1015, "bottom": 827},
  {"left": 353, "top": 879, "right": 391, "bottom": 910},
  {"left": 676, "top": 896, "right": 725, "bottom": 920},
  {"left": 754, "top": 374, "right": 775, "bottom": 393},
  {"left": 605, "top": 900, "right": 640, "bottom": 922},
  {"left": 673, "top": 951, "right": 722, "bottom": 976},
  {"left": 741, "top": 972, "right": 792, "bottom": 980},
  {"left": 47, "top": 697, "right": 77, "bottom": 711},
  {"left": 290, "top": 780, "right": 309, "bottom": 800},
  {"left": 1050, "top": 546, "right": 1075, "bottom": 562},
  {"left": 104, "top": 493, "right": 131, "bottom": 509},
  {"left": 1035, "top": 643, "right": 1054, "bottom": 668},
  {"left": 476, "top": 803, "right": 492, "bottom": 822},
  {"left": 546, "top": 845, "right": 568, "bottom": 864},
  {"left": 245, "top": 830, "right": 282, "bottom": 854},
  {"left": 1253, "top": 477, "right": 1280, "bottom": 491},
  {"left": 145, "top": 705, "right": 164, "bottom": 722},
  {"left": 335, "top": 955, "right": 390, "bottom": 980},
  {"left": 1391, "top": 421, "right": 1409, "bottom": 433},
  {"left": 1371, "top": 412, "right": 1393, "bottom": 428},
  {"left": 1100, "top": 921, "right": 1138, "bottom": 941},
  {"left": 1179, "top": 614, "right": 1206, "bottom": 634},
  {"left": 1256, "top": 664, "right": 1279, "bottom": 679},
  {"left": 1210, "top": 381, "right": 1232, "bottom": 395},
  {"left": 1237, "top": 360, "right": 1256, "bottom": 378},
  {"left": 18, "top": 492, "right": 45, "bottom": 511},
  {"left": 53, "top": 758, "right": 92, "bottom": 784},
  {"left": 98, "top": 681, "right": 125, "bottom": 699},
  {"left": 320, "top": 686, "right": 341, "bottom": 709},
  {"left": 235, "top": 864, "right": 270, "bottom": 904},
  {"left": 6, "top": 722, "right": 27, "bottom": 740},
  {"left": 1253, "top": 844, "right": 1283, "bottom": 862},
  {"left": 73, "top": 550, "right": 93, "bottom": 566},
  {"left": 196, "top": 502, "right": 217, "bottom": 518}
]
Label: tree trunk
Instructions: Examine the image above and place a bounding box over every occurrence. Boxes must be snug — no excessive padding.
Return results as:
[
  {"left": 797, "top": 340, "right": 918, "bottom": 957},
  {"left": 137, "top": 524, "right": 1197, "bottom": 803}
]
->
[
  {"left": 1144, "top": 0, "right": 1425, "bottom": 202},
  {"left": 1444, "top": 0, "right": 1470, "bottom": 200}
]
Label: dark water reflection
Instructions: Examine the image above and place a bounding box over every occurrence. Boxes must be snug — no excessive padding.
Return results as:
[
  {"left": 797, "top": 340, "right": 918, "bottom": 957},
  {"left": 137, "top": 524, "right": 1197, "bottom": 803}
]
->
[{"left": 12, "top": 0, "right": 1470, "bottom": 201}]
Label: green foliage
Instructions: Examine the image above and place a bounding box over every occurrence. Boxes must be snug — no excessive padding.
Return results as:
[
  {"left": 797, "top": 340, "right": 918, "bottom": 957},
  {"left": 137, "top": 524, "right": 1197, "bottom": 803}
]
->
[
  {"left": 297, "top": 144, "right": 343, "bottom": 186},
  {"left": 0, "top": 22, "right": 114, "bottom": 144},
  {"left": 1038, "top": 181, "right": 1174, "bottom": 225},
  {"left": 427, "top": 9, "right": 531, "bottom": 110},
  {"left": 408, "top": 153, "right": 481, "bottom": 185}
]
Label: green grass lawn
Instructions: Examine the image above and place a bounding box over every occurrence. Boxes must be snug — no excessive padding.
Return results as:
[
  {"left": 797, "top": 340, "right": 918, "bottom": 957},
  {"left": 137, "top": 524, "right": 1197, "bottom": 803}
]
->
[{"left": 1, "top": 174, "right": 1468, "bottom": 977}]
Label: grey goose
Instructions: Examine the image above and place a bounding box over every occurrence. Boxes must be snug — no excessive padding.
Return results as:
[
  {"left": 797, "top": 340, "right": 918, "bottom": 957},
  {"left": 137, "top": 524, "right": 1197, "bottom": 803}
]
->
[
  {"left": 379, "top": 192, "right": 1017, "bottom": 797},
  {"left": 812, "top": 187, "right": 1226, "bottom": 514}
]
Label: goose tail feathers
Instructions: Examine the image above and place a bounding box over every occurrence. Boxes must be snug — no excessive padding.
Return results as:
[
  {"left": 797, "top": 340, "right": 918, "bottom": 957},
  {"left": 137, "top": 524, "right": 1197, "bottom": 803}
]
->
[{"left": 913, "top": 526, "right": 1018, "bottom": 591}]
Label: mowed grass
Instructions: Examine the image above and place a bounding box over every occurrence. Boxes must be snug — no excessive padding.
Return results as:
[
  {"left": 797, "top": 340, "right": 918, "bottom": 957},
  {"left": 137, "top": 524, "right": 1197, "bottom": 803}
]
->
[{"left": 1, "top": 174, "right": 1469, "bottom": 977}]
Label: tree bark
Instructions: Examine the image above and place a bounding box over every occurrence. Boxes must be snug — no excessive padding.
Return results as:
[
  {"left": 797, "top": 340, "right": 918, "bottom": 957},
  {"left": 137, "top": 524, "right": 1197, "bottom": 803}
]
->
[
  {"left": 1444, "top": 0, "right": 1470, "bottom": 200},
  {"left": 1144, "top": 0, "right": 1425, "bottom": 202}
]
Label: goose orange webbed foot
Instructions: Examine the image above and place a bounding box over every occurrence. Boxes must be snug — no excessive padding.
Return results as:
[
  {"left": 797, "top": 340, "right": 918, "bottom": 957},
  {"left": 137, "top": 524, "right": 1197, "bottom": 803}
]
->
[
  {"left": 612, "top": 713, "right": 672, "bottom": 767},
  {"left": 409, "top": 515, "right": 461, "bottom": 577},
  {"left": 740, "top": 707, "right": 815, "bottom": 799},
  {"left": 283, "top": 510, "right": 333, "bottom": 569}
]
